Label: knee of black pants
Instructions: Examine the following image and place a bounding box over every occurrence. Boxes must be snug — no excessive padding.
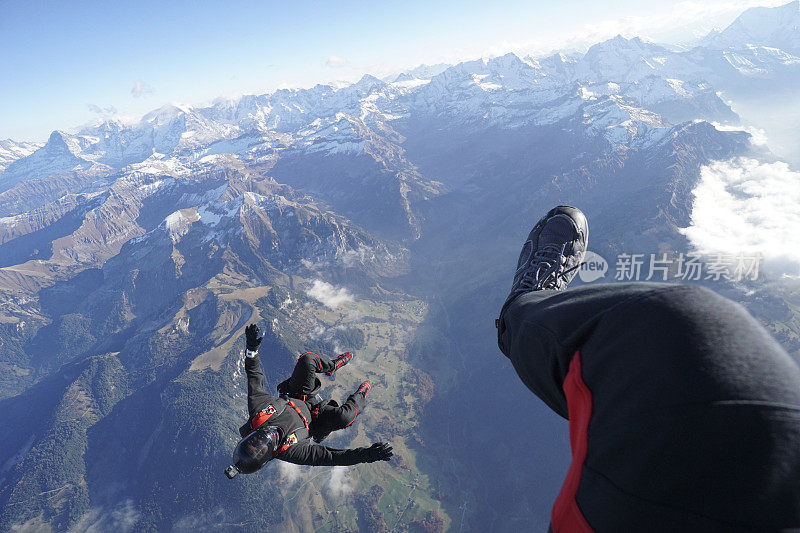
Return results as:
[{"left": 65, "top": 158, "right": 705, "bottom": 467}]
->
[
  {"left": 297, "top": 352, "right": 318, "bottom": 369},
  {"left": 644, "top": 283, "right": 720, "bottom": 318},
  {"left": 599, "top": 283, "right": 741, "bottom": 347},
  {"left": 326, "top": 403, "right": 359, "bottom": 430},
  {"left": 581, "top": 281, "right": 798, "bottom": 419},
  {"left": 290, "top": 353, "right": 319, "bottom": 379},
  {"left": 333, "top": 410, "right": 356, "bottom": 429}
]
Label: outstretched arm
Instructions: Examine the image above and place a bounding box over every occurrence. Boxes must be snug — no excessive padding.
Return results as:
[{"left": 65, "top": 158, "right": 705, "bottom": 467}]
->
[
  {"left": 244, "top": 324, "right": 278, "bottom": 416},
  {"left": 277, "top": 442, "right": 393, "bottom": 466}
]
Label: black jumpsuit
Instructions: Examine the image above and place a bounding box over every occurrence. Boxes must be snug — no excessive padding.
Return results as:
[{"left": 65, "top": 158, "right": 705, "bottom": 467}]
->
[
  {"left": 244, "top": 353, "right": 367, "bottom": 466},
  {"left": 281, "top": 351, "right": 366, "bottom": 441},
  {"left": 497, "top": 282, "right": 800, "bottom": 532}
]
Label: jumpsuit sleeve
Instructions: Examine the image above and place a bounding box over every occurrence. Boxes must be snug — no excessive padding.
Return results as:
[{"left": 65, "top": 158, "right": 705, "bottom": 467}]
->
[
  {"left": 276, "top": 442, "right": 367, "bottom": 466},
  {"left": 245, "top": 354, "right": 279, "bottom": 417}
]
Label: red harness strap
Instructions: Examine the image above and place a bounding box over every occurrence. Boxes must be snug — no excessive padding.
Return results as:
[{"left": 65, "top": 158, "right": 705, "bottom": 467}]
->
[
  {"left": 275, "top": 400, "right": 310, "bottom": 455},
  {"left": 286, "top": 400, "right": 310, "bottom": 430},
  {"left": 249, "top": 405, "right": 277, "bottom": 431}
]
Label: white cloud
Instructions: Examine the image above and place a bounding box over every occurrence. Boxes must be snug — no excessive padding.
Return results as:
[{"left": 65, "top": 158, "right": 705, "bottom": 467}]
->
[
  {"left": 711, "top": 122, "right": 768, "bottom": 146},
  {"left": 340, "top": 245, "right": 374, "bottom": 267},
  {"left": 681, "top": 158, "right": 800, "bottom": 277},
  {"left": 326, "top": 55, "right": 348, "bottom": 68},
  {"left": 68, "top": 499, "right": 141, "bottom": 533},
  {"left": 87, "top": 103, "right": 118, "bottom": 115},
  {"left": 671, "top": 0, "right": 788, "bottom": 22},
  {"left": 277, "top": 460, "right": 303, "bottom": 484},
  {"left": 468, "top": 0, "right": 792, "bottom": 61},
  {"left": 171, "top": 509, "right": 226, "bottom": 532},
  {"left": 578, "top": 0, "right": 789, "bottom": 45},
  {"left": 308, "top": 323, "right": 354, "bottom": 354},
  {"left": 131, "top": 80, "right": 154, "bottom": 98},
  {"left": 305, "top": 280, "right": 353, "bottom": 308},
  {"left": 326, "top": 466, "right": 354, "bottom": 498}
]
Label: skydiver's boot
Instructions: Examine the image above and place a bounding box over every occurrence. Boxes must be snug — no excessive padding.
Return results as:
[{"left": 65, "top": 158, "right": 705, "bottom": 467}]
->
[
  {"left": 501, "top": 205, "right": 588, "bottom": 312},
  {"left": 325, "top": 352, "right": 353, "bottom": 376},
  {"left": 355, "top": 380, "right": 373, "bottom": 398}
]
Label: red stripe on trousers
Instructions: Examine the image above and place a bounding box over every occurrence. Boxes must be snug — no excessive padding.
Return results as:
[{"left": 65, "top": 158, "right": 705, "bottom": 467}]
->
[
  {"left": 551, "top": 351, "right": 595, "bottom": 533},
  {"left": 343, "top": 401, "right": 359, "bottom": 427}
]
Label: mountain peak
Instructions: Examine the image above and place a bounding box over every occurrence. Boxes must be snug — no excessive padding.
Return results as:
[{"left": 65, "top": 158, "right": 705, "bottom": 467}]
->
[
  {"left": 354, "top": 74, "right": 385, "bottom": 88},
  {"left": 338, "top": 74, "right": 388, "bottom": 96},
  {"left": 392, "top": 63, "right": 450, "bottom": 82},
  {"left": 701, "top": 0, "right": 800, "bottom": 54},
  {"left": 47, "top": 129, "right": 68, "bottom": 143},
  {"left": 590, "top": 34, "right": 652, "bottom": 53},
  {"left": 486, "top": 52, "right": 530, "bottom": 69},
  {"left": 141, "top": 103, "right": 191, "bottom": 125},
  {"left": 43, "top": 130, "right": 76, "bottom": 155},
  {"left": 540, "top": 51, "right": 579, "bottom": 65}
]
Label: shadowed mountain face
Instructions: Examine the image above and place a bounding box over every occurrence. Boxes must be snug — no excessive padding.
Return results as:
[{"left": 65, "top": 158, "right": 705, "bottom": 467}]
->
[{"left": 1, "top": 5, "right": 799, "bottom": 531}]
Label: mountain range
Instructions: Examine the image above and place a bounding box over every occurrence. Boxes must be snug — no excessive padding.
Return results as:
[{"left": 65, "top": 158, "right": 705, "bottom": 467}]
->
[{"left": 1, "top": 2, "right": 799, "bottom": 531}]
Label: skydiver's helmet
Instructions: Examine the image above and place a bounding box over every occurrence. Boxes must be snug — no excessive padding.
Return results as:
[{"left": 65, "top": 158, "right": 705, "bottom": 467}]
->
[{"left": 224, "top": 426, "right": 280, "bottom": 479}]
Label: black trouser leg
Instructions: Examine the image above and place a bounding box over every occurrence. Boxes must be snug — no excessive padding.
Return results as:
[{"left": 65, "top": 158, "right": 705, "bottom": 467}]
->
[
  {"left": 312, "top": 390, "right": 366, "bottom": 436},
  {"left": 497, "top": 283, "right": 676, "bottom": 418},
  {"left": 286, "top": 352, "right": 336, "bottom": 395},
  {"left": 498, "top": 283, "right": 800, "bottom": 531}
]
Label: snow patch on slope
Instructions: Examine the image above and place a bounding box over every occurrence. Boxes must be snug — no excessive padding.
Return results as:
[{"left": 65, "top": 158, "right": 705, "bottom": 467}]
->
[
  {"left": 163, "top": 207, "right": 200, "bottom": 243},
  {"left": 127, "top": 153, "right": 190, "bottom": 176}
]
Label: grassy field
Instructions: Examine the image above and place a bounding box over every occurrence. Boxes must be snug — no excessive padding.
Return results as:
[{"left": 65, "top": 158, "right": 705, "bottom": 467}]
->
[{"left": 273, "top": 285, "right": 447, "bottom": 532}]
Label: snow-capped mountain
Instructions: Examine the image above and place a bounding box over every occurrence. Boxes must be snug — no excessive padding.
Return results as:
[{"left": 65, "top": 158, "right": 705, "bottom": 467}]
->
[
  {"left": 8, "top": 4, "right": 798, "bottom": 201},
  {"left": 1, "top": 2, "right": 798, "bottom": 531},
  {"left": 0, "top": 131, "right": 99, "bottom": 192},
  {"left": 702, "top": 0, "right": 800, "bottom": 54},
  {"left": 0, "top": 45, "right": 738, "bottom": 195},
  {"left": 6, "top": 11, "right": 798, "bottom": 240},
  {"left": 391, "top": 63, "right": 451, "bottom": 83},
  {"left": 0, "top": 140, "right": 42, "bottom": 174}
]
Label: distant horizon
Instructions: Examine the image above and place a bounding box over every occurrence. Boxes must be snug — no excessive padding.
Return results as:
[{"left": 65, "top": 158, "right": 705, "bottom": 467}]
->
[
  {"left": 0, "top": 45, "right": 620, "bottom": 143},
  {"left": 0, "top": 35, "right": 751, "bottom": 144},
  {"left": 0, "top": 0, "right": 792, "bottom": 142}
]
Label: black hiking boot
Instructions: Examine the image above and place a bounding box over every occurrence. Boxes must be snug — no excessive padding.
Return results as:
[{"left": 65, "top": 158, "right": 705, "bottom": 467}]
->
[{"left": 502, "top": 206, "right": 588, "bottom": 310}]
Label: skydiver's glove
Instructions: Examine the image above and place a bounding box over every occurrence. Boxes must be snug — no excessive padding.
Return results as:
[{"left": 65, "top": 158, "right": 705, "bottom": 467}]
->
[
  {"left": 245, "top": 324, "right": 262, "bottom": 357},
  {"left": 362, "top": 442, "right": 393, "bottom": 463}
]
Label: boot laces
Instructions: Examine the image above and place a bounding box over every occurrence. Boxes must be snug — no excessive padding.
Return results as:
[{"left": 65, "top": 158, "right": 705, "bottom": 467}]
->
[{"left": 518, "top": 243, "right": 580, "bottom": 291}]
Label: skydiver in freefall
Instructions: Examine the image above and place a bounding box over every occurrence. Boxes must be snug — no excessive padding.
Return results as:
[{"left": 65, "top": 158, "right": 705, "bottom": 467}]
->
[
  {"left": 494, "top": 206, "right": 800, "bottom": 532},
  {"left": 225, "top": 324, "right": 392, "bottom": 478}
]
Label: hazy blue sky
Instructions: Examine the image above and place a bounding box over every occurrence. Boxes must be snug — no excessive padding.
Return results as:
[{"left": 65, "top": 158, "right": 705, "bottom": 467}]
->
[{"left": 0, "top": 0, "right": 785, "bottom": 140}]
